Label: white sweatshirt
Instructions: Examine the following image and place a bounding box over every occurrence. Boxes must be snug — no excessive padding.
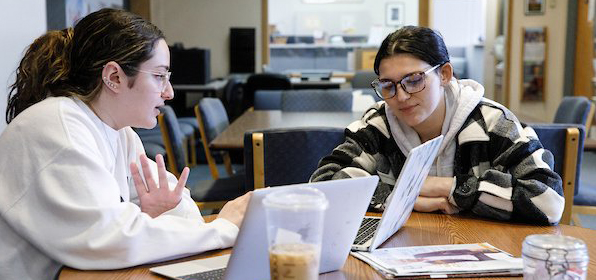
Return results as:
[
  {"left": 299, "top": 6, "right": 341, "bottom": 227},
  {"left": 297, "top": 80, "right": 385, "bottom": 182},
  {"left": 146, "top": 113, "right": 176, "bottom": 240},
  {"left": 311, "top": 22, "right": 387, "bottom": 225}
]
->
[{"left": 0, "top": 97, "right": 238, "bottom": 280}]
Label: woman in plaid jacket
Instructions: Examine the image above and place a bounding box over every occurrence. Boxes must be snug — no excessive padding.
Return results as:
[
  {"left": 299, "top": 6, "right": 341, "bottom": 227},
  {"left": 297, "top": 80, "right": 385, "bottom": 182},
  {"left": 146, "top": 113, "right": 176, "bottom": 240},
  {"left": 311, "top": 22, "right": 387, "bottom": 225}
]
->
[{"left": 311, "top": 26, "right": 564, "bottom": 225}]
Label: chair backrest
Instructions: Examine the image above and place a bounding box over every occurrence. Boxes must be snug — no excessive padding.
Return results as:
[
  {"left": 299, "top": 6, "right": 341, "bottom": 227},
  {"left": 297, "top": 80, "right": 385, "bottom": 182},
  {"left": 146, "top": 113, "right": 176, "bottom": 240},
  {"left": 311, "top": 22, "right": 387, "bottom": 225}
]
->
[
  {"left": 243, "top": 73, "right": 291, "bottom": 111},
  {"left": 553, "top": 97, "right": 592, "bottom": 125},
  {"left": 254, "top": 90, "right": 283, "bottom": 110},
  {"left": 195, "top": 97, "right": 230, "bottom": 179},
  {"left": 281, "top": 89, "right": 353, "bottom": 112},
  {"left": 222, "top": 77, "right": 245, "bottom": 121},
  {"left": 529, "top": 123, "right": 585, "bottom": 224},
  {"left": 197, "top": 98, "right": 230, "bottom": 142},
  {"left": 351, "top": 70, "right": 377, "bottom": 89},
  {"left": 158, "top": 105, "right": 187, "bottom": 176},
  {"left": 244, "top": 127, "right": 345, "bottom": 190}
]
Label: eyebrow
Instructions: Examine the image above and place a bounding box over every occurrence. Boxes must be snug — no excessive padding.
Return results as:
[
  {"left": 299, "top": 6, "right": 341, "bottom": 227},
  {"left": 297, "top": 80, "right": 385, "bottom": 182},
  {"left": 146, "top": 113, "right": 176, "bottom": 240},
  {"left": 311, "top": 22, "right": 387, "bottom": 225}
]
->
[
  {"left": 380, "top": 70, "right": 424, "bottom": 82},
  {"left": 155, "top": 65, "right": 170, "bottom": 71}
]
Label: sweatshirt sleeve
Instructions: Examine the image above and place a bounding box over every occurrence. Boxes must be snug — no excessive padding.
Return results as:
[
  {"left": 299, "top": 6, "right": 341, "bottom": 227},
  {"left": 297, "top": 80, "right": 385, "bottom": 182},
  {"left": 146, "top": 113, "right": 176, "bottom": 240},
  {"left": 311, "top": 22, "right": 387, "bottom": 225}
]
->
[
  {"left": 0, "top": 108, "right": 239, "bottom": 271},
  {"left": 310, "top": 112, "right": 396, "bottom": 211},
  {"left": 450, "top": 106, "right": 564, "bottom": 225}
]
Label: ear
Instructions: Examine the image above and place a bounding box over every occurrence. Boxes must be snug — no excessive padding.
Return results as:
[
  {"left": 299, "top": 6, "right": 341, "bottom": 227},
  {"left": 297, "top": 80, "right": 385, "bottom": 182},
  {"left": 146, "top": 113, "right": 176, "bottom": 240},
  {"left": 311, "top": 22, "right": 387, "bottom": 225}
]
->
[
  {"left": 438, "top": 62, "right": 454, "bottom": 86},
  {"left": 101, "top": 61, "right": 128, "bottom": 93}
]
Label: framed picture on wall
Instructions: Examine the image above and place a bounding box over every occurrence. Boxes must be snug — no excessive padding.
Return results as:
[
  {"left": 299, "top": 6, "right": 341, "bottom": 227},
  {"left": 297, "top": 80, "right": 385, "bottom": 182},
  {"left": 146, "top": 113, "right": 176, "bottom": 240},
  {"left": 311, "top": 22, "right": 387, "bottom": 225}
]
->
[
  {"left": 524, "top": 0, "right": 545, "bottom": 15},
  {"left": 386, "top": 2, "right": 405, "bottom": 26},
  {"left": 521, "top": 27, "right": 547, "bottom": 102}
]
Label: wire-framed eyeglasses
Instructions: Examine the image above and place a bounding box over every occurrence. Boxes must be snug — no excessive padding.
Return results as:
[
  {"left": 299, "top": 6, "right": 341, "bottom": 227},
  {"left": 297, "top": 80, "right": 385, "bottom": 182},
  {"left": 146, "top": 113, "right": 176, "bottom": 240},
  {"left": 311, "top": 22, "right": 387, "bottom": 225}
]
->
[
  {"left": 136, "top": 69, "right": 172, "bottom": 92},
  {"left": 371, "top": 64, "right": 441, "bottom": 100}
]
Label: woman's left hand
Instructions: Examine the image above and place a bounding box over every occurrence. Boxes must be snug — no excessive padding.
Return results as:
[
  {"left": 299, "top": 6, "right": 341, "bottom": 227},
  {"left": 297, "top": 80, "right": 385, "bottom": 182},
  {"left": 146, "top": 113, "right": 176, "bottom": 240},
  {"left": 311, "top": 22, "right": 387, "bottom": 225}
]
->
[
  {"left": 419, "top": 176, "right": 454, "bottom": 198},
  {"left": 130, "top": 154, "right": 189, "bottom": 218},
  {"left": 414, "top": 196, "right": 459, "bottom": 214}
]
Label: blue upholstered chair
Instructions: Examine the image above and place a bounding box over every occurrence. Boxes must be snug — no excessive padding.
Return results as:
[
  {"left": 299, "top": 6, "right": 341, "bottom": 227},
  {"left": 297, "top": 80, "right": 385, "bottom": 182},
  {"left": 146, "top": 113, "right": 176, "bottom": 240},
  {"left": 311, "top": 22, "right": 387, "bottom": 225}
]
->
[
  {"left": 529, "top": 123, "right": 585, "bottom": 225},
  {"left": 158, "top": 105, "right": 245, "bottom": 210},
  {"left": 134, "top": 118, "right": 199, "bottom": 165},
  {"left": 553, "top": 97, "right": 592, "bottom": 126},
  {"left": 254, "top": 90, "right": 283, "bottom": 110},
  {"left": 221, "top": 77, "right": 245, "bottom": 122},
  {"left": 195, "top": 98, "right": 241, "bottom": 180},
  {"left": 281, "top": 89, "right": 353, "bottom": 112},
  {"left": 552, "top": 97, "right": 596, "bottom": 225},
  {"left": 243, "top": 127, "right": 345, "bottom": 190},
  {"left": 243, "top": 73, "right": 291, "bottom": 112},
  {"left": 351, "top": 70, "right": 377, "bottom": 89}
]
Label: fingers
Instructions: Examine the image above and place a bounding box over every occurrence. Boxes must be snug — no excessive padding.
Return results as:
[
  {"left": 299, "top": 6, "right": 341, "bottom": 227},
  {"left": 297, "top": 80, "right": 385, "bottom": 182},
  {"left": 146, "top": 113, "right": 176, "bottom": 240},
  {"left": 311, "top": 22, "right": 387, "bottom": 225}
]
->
[
  {"left": 130, "top": 162, "right": 147, "bottom": 197},
  {"left": 174, "top": 167, "right": 190, "bottom": 197},
  {"left": 156, "top": 154, "right": 169, "bottom": 191},
  {"left": 139, "top": 154, "right": 157, "bottom": 193}
]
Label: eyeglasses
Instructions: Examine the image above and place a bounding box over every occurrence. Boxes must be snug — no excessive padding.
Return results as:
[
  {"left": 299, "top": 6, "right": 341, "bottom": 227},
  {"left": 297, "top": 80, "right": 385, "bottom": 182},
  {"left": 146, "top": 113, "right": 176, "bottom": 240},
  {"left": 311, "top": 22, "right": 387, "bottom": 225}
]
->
[
  {"left": 371, "top": 64, "right": 441, "bottom": 100},
  {"left": 136, "top": 69, "right": 172, "bottom": 92}
]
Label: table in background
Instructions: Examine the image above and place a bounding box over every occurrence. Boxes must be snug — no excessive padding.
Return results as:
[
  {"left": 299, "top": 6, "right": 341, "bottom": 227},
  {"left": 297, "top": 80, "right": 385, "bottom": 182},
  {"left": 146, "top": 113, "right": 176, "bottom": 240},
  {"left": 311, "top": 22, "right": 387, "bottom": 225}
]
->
[
  {"left": 59, "top": 212, "right": 596, "bottom": 280},
  {"left": 168, "top": 80, "right": 228, "bottom": 117},
  {"left": 210, "top": 110, "right": 362, "bottom": 150},
  {"left": 289, "top": 77, "right": 347, "bottom": 89}
]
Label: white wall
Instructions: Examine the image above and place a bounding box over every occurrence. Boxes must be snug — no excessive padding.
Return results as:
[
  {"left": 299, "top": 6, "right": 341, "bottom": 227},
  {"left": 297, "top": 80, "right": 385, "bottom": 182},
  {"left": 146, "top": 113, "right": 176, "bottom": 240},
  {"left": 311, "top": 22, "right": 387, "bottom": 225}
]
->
[
  {"left": 269, "top": 0, "right": 418, "bottom": 36},
  {"left": 483, "top": 0, "right": 500, "bottom": 100},
  {"left": 432, "top": 0, "right": 486, "bottom": 47},
  {"left": 508, "top": 0, "right": 567, "bottom": 121},
  {"left": 150, "top": 0, "right": 262, "bottom": 79},
  {"left": 0, "top": 2, "right": 47, "bottom": 133}
]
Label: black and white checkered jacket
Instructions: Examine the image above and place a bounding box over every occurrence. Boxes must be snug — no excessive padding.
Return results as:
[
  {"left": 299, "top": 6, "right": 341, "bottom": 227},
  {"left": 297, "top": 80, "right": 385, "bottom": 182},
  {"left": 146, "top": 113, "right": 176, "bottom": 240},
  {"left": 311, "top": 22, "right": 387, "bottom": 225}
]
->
[{"left": 310, "top": 101, "right": 565, "bottom": 225}]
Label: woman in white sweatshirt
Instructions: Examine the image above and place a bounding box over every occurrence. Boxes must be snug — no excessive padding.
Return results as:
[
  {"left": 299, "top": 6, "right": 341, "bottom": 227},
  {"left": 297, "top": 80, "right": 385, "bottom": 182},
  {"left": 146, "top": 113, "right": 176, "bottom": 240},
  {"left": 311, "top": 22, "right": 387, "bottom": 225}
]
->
[{"left": 0, "top": 8, "right": 250, "bottom": 280}]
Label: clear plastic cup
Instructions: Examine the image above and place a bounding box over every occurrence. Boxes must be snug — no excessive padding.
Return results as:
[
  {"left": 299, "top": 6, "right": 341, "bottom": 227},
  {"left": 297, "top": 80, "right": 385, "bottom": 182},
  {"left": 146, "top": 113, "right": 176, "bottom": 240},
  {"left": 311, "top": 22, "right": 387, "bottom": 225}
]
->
[
  {"left": 263, "top": 187, "right": 329, "bottom": 280},
  {"left": 522, "top": 234, "right": 589, "bottom": 279}
]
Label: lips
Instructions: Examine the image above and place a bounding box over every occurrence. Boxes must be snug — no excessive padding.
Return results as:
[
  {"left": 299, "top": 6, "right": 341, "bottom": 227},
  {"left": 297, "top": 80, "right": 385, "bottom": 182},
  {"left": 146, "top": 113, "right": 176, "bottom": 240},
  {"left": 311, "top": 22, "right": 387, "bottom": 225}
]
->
[{"left": 398, "top": 104, "right": 418, "bottom": 113}]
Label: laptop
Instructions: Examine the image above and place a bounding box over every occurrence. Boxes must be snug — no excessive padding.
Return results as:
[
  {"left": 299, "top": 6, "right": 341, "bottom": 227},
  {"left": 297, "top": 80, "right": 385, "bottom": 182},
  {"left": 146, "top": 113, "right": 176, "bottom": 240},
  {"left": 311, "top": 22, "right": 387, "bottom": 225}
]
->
[
  {"left": 351, "top": 135, "right": 444, "bottom": 252},
  {"left": 150, "top": 176, "right": 379, "bottom": 280}
]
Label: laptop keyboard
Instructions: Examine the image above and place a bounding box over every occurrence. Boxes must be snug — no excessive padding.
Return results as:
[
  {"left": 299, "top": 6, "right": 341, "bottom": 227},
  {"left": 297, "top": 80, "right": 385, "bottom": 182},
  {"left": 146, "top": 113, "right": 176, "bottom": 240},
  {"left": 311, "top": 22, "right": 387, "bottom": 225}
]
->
[
  {"left": 354, "top": 217, "right": 380, "bottom": 245},
  {"left": 177, "top": 268, "right": 226, "bottom": 280}
]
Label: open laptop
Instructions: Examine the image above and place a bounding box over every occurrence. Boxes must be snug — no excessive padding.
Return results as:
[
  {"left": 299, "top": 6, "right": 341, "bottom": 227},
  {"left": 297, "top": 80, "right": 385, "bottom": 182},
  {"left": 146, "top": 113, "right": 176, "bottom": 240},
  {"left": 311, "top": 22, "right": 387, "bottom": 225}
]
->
[
  {"left": 351, "top": 135, "right": 444, "bottom": 251},
  {"left": 150, "top": 176, "right": 379, "bottom": 280}
]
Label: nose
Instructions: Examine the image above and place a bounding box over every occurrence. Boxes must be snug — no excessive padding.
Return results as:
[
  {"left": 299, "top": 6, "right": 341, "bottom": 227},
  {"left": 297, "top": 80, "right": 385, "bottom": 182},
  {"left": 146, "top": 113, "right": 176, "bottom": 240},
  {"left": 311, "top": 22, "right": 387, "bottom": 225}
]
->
[
  {"left": 394, "top": 86, "right": 411, "bottom": 102},
  {"left": 162, "top": 81, "right": 174, "bottom": 100}
]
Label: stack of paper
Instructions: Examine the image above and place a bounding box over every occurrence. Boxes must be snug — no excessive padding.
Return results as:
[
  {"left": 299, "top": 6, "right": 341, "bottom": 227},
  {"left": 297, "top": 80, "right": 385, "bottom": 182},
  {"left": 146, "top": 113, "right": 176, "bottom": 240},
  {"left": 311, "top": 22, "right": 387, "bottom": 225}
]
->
[{"left": 351, "top": 243, "right": 523, "bottom": 279}]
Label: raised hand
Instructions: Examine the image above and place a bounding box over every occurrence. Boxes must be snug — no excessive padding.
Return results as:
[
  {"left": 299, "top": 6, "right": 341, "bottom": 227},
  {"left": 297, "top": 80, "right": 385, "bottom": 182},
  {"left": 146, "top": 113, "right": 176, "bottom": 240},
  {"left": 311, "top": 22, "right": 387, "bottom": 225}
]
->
[{"left": 130, "top": 154, "right": 190, "bottom": 218}]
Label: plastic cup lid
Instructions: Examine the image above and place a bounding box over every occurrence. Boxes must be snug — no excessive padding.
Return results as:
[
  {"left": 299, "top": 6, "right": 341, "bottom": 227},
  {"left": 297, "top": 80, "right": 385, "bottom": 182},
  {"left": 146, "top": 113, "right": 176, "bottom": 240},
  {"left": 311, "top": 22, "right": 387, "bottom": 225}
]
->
[{"left": 262, "top": 186, "right": 328, "bottom": 211}]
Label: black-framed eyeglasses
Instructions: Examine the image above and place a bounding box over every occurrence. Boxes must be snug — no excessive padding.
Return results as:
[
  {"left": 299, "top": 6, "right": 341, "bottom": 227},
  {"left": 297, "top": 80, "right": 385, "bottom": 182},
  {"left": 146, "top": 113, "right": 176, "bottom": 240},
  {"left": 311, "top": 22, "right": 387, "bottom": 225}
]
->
[{"left": 371, "top": 64, "right": 441, "bottom": 100}]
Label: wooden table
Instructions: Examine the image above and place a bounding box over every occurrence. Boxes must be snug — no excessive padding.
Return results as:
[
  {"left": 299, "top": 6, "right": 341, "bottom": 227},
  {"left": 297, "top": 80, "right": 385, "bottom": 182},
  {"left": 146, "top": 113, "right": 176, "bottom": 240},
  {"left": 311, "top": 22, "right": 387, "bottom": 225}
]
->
[
  {"left": 60, "top": 212, "right": 596, "bottom": 280},
  {"left": 210, "top": 110, "right": 362, "bottom": 150}
]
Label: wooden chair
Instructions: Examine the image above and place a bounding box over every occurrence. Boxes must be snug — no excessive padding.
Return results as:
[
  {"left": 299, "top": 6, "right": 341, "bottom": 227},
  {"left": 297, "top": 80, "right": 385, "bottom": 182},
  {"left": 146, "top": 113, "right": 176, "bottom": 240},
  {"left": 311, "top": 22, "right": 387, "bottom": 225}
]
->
[
  {"left": 244, "top": 127, "right": 345, "bottom": 189},
  {"left": 158, "top": 105, "right": 245, "bottom": 211},
  {"left": 529, "top": 123, "right": 585, "bottom": 225},
  {"left": 194, "top": 98, "right": 239, "bottom": 180}
]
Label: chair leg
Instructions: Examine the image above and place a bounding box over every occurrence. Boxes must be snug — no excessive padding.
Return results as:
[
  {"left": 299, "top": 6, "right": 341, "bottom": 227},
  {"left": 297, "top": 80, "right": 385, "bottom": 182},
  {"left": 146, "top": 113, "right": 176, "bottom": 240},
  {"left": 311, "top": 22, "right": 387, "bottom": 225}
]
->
[
  {"left": 571, "top": 213, "right": 583, "bottom": 227},
  {"left": 190, "top": 134, "right": 197, "bottom": 167},
  {"left": 223, "top": 152, "right": 233, "bottom": 176}
]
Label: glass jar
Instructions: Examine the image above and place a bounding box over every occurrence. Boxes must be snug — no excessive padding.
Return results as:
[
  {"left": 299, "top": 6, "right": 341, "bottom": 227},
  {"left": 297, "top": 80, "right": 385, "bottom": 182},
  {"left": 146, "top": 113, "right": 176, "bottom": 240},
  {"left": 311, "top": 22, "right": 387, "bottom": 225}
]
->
[{"left": 522, "top": 234, "right": 589, "bottom": 280}]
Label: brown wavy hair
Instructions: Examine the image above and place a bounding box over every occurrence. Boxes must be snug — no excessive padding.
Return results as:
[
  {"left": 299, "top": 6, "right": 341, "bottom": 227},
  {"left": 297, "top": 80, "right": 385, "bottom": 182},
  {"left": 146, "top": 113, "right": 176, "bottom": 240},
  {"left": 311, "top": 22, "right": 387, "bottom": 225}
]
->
[{"left": 6, "top": 8, "right": 164, "bottom": 123}]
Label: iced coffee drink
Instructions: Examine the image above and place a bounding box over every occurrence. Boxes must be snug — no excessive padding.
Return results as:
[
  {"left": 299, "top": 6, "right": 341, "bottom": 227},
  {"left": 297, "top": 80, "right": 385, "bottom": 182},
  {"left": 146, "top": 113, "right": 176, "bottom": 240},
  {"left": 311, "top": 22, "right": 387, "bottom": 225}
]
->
[{"left": 269, "top": 243, "right": 319, "bottom": 280}]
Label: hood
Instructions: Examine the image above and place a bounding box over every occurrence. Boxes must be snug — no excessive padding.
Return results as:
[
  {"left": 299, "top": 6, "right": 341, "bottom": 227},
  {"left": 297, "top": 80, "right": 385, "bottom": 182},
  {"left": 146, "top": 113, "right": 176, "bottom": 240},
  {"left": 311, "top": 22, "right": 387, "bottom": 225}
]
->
[{"left": 387, "top": 78, "right": 484, "bottom": 175}]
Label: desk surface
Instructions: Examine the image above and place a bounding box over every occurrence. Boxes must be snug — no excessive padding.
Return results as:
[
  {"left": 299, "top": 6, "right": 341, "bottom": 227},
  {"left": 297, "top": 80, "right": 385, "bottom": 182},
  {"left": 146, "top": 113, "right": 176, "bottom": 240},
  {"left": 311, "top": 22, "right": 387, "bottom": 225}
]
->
[
  {"left": 60, "top": 212, "right": 596, "bottom": 280},
  {"left": 210, "top": 110, "right": 362, "bottom": 150}
]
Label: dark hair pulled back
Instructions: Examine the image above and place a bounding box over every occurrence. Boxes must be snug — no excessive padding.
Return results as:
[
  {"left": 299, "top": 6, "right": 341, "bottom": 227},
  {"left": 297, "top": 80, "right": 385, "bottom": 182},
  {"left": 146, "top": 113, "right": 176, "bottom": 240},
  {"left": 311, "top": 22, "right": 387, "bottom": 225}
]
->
[
  {"left": 373, "top": 26, "right": 450, "bottom": 75},
  {"left": 6, "top": 8, "right": 164, "bottom": 123}
]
